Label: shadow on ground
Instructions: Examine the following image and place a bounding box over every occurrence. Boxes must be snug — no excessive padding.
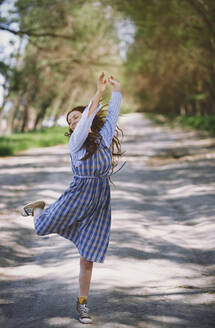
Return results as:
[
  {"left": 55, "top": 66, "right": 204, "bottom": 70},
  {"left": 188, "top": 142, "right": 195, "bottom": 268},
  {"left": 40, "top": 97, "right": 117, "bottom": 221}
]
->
[{"left": 0, "top": 114, "right": 215, "bottom": 327}]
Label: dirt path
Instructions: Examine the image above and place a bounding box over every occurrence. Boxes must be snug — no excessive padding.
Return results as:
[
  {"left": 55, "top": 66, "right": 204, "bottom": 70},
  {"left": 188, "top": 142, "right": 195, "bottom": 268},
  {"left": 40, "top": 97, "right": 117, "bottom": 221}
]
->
[{"left": 0, "top": 113, "right": 215, "bottom": 328}]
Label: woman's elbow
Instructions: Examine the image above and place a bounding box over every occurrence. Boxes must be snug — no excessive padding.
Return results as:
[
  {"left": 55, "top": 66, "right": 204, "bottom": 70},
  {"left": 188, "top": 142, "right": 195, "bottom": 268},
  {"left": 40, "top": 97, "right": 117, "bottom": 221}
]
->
[{"left": 69, "top": 144, "right": 81, "bottom": 153}]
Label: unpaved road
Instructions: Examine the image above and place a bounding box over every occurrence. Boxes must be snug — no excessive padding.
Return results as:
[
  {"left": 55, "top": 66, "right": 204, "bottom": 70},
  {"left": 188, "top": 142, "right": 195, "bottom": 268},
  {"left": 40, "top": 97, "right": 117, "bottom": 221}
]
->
[{"left": 0, "top": 113, "right": 215, "bottom": 328}]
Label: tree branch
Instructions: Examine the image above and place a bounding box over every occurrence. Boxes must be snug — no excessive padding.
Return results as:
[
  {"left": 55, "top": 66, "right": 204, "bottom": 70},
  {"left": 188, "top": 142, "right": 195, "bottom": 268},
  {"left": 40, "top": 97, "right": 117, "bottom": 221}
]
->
[
  {"left": 0, "top": 25, "right": 74, "bottom": 40},
  {"left": 185, "top": 0, "right": 215, "bottom": 36}
]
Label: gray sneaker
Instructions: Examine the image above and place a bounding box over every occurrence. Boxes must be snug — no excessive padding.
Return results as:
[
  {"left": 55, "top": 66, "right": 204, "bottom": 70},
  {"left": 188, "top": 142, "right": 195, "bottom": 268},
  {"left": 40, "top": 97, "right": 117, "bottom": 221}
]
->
[
  {"left": 76, "top": 298, "right": 93, "bottom": 324},
  {"left": 21, "top": 200, "right": 46, "bottom": 217}
]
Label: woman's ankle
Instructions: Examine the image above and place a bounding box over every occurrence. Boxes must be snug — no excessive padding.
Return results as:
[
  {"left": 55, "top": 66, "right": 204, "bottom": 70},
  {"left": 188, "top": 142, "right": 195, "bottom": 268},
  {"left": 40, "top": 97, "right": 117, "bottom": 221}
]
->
[
  {"left": 34, "top": 207, "right": 44, "bottom": 219},
  {"left": 78, "top": 296, "right": 88, "bottom": 304}
]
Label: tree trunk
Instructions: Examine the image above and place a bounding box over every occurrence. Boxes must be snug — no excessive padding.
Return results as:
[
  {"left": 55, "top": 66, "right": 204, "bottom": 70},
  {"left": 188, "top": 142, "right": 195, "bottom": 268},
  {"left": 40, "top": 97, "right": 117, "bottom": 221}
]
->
[
  {"left": 34, "top": 105, "right": 48, "bottom": 130},
  {"left": 20, "top": 105, "right": 29, "bottom": 132}
]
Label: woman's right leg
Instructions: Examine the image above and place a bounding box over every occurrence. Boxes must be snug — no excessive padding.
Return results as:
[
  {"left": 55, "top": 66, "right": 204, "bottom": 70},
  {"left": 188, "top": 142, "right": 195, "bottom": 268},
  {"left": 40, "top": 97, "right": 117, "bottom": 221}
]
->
[
  {"left": 77, "top": 256, "right": 94, "bottom": 324},
  {"left": 79, "top": 256, "right": 94, "bottom": 297}
]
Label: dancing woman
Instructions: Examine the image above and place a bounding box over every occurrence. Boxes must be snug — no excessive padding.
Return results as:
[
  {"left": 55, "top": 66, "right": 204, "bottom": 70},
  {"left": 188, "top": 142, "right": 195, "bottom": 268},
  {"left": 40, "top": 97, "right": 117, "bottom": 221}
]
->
[{"left": 21, "top": 72, "right": 124, "bottom": 324}]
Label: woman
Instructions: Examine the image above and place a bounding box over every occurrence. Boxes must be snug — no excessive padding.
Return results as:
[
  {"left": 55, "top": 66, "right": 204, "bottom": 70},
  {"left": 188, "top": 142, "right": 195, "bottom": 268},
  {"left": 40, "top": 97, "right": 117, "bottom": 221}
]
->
[{"left": 20, "top": 72, "right": 124, "bottom": 324}]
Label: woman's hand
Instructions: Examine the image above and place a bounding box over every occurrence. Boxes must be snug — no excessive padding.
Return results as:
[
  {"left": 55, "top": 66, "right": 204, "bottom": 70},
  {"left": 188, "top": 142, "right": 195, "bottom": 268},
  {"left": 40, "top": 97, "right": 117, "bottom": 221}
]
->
[
  {"left": 97, "top": 72, "right": 107, "bottom": 93},
  {"left": 108, "top": 75, "right": 121, "bottom": 92}
]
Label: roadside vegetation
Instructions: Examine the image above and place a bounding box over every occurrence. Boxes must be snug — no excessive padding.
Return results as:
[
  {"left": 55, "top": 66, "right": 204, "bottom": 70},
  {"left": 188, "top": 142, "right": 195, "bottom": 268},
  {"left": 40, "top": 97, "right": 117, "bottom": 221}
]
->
[
  {"left": 145, "top": 113, "right": 215, "bottom": 136},
  {"left": 0, "top": 127, "right": 67, "bottom": 156}
]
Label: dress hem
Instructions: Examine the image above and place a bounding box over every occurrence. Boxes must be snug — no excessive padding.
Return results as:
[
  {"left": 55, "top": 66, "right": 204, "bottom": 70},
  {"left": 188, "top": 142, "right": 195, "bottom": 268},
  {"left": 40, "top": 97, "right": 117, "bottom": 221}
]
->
[{"left": 57, "top": 232, "right": 106, "bottom": 263}]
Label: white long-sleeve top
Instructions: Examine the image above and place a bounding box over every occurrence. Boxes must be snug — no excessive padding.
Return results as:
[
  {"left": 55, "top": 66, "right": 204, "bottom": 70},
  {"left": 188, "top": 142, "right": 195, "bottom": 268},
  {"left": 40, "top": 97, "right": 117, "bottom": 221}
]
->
[{"left": 69, "top": 91, "right": 122, "bottom": 167}]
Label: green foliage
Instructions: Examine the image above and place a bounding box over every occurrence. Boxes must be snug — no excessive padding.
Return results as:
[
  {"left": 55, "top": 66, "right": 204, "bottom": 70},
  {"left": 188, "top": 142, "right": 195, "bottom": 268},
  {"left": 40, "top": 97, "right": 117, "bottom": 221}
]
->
[
  {"left": 110, "top": 0, "right": 215, "bottom": 117},
  {"left": 3, "top": 0, "right": 214, "bottom": 136},
  {"left": 145, "top": 112, "right": 215, "bottom": 135},
  {"left": 1, "top": 0, "right": 122, "bottom": 133},
  {"left": 0, "top": 61, "right": 9, "bottom": 77},
  {"left": 0, "top": 126, "right": 68, "bottom": 156},
  {"left": 178, "top": 115, "right": 215, "bottom": 134}
]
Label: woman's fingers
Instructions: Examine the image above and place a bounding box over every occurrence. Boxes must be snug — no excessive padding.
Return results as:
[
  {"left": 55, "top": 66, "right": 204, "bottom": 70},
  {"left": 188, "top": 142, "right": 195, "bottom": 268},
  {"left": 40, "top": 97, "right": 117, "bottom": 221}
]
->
[
  {"left": 97, "top": 73, "right": 108, "bottom": 92},
  {"left": 98, "top": 72, "right": 120, "bottom": 90},
  {"left": 99, "top": 72, "right": 117, "bottom": 84},
  {"left": 108, "top": 78, "right": 115, "bottom": 85},
  {"left": 107, "top": 75, "right": 120, "bottom": 91},
  {"left": 99, "top": 72, "right": 105, "bottom": 81},
  {"left": 108, "top": 75, "right": 118, "bottom": 84}
]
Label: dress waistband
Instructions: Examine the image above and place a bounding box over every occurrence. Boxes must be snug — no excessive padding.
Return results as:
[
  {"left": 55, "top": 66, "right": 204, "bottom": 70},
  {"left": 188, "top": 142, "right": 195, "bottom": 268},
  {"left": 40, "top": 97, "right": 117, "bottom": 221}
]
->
[{"left": 73, "top": 160, "right": 126, "bottom": 179}]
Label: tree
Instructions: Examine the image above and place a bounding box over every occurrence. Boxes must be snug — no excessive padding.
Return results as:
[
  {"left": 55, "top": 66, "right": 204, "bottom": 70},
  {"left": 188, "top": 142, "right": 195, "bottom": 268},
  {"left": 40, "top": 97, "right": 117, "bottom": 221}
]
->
[
  {"left": 0, "top": 0, "right": 122, "bottom": 133},
  {"left": 108, "top": 0, "right": 215, "bottom": 116}
]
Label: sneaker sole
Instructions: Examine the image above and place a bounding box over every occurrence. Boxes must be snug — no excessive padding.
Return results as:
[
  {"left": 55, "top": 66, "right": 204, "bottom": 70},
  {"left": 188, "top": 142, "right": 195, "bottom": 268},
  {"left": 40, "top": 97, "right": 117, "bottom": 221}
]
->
[{"left": 78, "top": 317, "right": 93, "bottom": 324}]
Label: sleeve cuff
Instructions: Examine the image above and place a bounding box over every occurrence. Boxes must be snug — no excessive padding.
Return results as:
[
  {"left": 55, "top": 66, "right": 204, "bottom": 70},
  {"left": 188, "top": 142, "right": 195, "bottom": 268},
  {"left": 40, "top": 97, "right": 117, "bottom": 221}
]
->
[
  {"left": 112, "top": 91, "right": 122, "bottom": 95},
  {"left": 112, "top": 91, "right": 122, "bottom": 100}
]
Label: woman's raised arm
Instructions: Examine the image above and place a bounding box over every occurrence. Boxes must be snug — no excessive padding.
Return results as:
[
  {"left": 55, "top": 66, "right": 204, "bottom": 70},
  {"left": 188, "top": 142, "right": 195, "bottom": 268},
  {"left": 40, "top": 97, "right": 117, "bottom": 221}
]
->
[
  {"left": 99, "top": 76, "right": 122, "bottom": 148},
  {"left": 69, "top": 72, "right": 107, "bottom": 153},
  {"left": 88, "top": 72, "right": 107, "bottom": 117}
]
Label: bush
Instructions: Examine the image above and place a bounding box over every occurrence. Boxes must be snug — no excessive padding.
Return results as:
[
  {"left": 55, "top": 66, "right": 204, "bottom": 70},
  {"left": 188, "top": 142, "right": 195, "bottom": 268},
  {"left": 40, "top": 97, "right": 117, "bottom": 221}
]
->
[{"left": 145, "top": 113, "right": 215, "bottom": 135}]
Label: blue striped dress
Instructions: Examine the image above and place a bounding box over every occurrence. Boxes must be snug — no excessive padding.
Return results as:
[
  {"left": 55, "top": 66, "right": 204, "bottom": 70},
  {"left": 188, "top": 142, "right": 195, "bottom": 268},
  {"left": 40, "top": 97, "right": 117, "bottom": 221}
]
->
[{"left": 34, "top": 91, "right": 122, "bottom": 263}]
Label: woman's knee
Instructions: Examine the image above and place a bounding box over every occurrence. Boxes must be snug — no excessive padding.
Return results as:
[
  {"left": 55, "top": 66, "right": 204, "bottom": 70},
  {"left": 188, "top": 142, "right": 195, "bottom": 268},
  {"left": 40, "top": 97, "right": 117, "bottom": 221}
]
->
[
  {"left": 80, "top": 257, "right": 93, "bottom": 270},
  {"left": 35, "top": 225, "right": 46, "bottom": 236}
]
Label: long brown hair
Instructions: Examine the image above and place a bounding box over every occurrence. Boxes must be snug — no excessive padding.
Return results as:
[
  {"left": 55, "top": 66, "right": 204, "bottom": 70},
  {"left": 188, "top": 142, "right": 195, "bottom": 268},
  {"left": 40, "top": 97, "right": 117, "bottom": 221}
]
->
[{"left": 65, "top": 102, "right": 124, "bottom": 180}]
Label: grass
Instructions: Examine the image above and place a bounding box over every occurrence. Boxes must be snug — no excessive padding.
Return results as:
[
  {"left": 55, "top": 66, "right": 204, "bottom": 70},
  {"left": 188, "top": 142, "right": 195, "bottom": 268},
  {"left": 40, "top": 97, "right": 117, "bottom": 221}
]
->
[
  {"left": 0, "top": 126, "right": 69, "bottom": 156},
  {"left": 144, "top": 113, "right": 215, "bottom": 136}
]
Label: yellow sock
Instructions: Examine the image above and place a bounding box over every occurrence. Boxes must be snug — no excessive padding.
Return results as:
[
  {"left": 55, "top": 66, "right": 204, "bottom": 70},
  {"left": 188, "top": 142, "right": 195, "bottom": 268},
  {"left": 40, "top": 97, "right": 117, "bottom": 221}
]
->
[{"left": 78, "top": 296, "right": 88, "bottom": 304}]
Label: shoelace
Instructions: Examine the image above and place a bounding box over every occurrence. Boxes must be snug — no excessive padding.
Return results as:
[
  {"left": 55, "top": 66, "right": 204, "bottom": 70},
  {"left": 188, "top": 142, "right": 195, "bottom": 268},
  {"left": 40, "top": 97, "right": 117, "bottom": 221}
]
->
[
  {"left": 79, "top": 304, "right": 90, "bottom": 318},
  {"left": 25, "top": 207, "right": 33, "bottom": 216}
]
